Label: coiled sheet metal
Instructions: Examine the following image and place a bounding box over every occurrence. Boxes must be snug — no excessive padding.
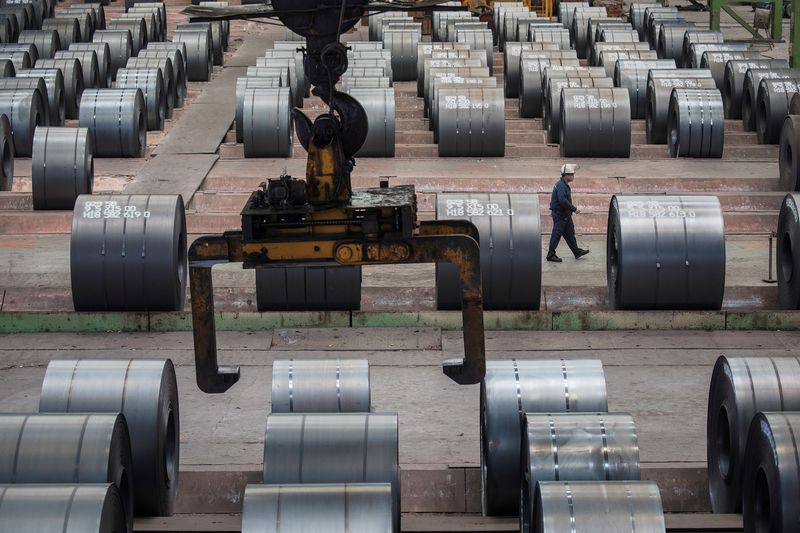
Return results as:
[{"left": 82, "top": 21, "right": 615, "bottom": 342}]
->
[
  {"left": 70, "top": 42, "right": 112, "bottom": 89},
  {"left": 242, "top": 87, "right": 293, "bottom": 158},
  {"left": 39, "top": 359, "right": 180, "bottom": 516},
  {"left": 700, "top": 50, "right": 761, "bottom": 91},
  {"left": 519, "top": 54, "right": 579, "bottom": 118},
  {"left": 607, "top": 195, "right": 725, "bottom": 309},
  {"left": 436, "top": 87, "right": 504, "bottom": 156},
  {"left": 35, "top": 58, "right": 83, "bottom": 119},
  {"left": 778, "top": 194, "right": 800, "bottom": 308},
  {"left": 383, "top": 27, "right": 421, "bottom": 81},
  {"left": 417, "top": 42, "right": 469, "bottom": 95},
  {"left": 681, "top": 29, "right": 723, "bottom": 66},
  {"left": 345, "top": 87, "right": 394, "bottom": 157},
  {"left": 645, "top": 69, "right": 715, "bottom": 143},
  {"left": 79, "top": 88, "right": 146, "bottom": 157},
  {"left": 0, "top": 74, "right": 60, "bottom": 126},
  {"left": 597, "top": 48, "right": 657, "bottom": 77},
  {"left": 55, "top": 49, "right": 100, "bottom": 89},
  {"left": 263, "top": 412, "right": 399, "bottom": 531},
  {"left": 41, "top": 17, "right": 79, "bottom": 49},
  {"left": 93, "top": 30, "right": 132, "bottom": 80},
  {"left": 559, "top": 87, "right": 631, "bottom": 157},
  {"left": 722, "top": 59, "right": 789, "bottom": 119},
  {"left": 756, "top": 77, "right": 800, "bottom": 144},
  {"left": 502, "top": 41, "right": 558, "bottom": 98},
  {"left": 255, "top": 265, "right": 361, "bottom": 311},
  {"left": 116, "top": 67, "right": 165, "bottom": 130},
  {"left": 31, "top": 126, "right": 92, "bottom": 210},
  {"left": 780, "top": 115, "right": 800, "bottom": 190},
  {"left": 667, "top": 88, "right": 724, "bottom": 158},
  {"left": 0, "top": 114, "right": 13, "bottom": 191},
  {"left": 741, "top": 68, "right": 798, "bottom": 131},
  {"left": 570, "top": 9, "right": 606, "bottom": 59},
  {"left": 108, "top": 18, "right": 146, "bottom": 55},
  {"left": 656, "top": 23, "right": 695, "bottom": 63},
  {"left": 125, "top": 56, "right": 175, "bottom": 117},
  {"left": 271, "top": 359, "right": 370, "bottom": 413},
  {"left": 520, "top": 413, "right": 640, "bottom": 533},
  {"left": 480, "top": 358, "right": 608, "bottom": 515},
  {"left": 545, "top": 73, "right": 612, "bottom": 143},
  {"left": 18, "top": 29, "right": 58, "bottom": 59},
  {"left": 172, "top": 29, "right": 211, "bottom": 81},
  {"left": 0, "top": 88, "right": 46, "bottom": 157},
  {"left": 613, "top": 59, "right": 676, "bottom": 119},
  {"left": 138, "top": 49, "right": 185, "bottom": 108}
]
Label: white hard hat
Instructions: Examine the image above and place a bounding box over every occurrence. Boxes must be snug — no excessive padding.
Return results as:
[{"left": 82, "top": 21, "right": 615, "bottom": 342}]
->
[{"left": 560, "top": 163, "right": 577, "bottom": 175}]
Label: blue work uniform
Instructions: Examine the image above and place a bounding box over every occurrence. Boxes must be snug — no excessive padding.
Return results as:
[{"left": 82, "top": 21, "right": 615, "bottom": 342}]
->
[{"left": 548, "top": 177, "right": 580, "bottom": 258}]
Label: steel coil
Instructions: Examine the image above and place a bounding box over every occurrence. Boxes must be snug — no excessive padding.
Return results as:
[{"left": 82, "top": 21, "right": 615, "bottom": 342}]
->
[
  {"left": 682, "top": 29, "right": 723, "bottom": 66},
  {"left": 173, "top": 29, "right": 211, "bottom": 82},
  {"left": 667, "top": 88, "right": 724, "bottom": 158},
  {"left": 700, "top": 50, "right": 760, "bottom": 91},
  {"left": 756, "top": 77, "right": 800, "bottom": 144},
  {"left": 513, "top": 17, "right": 542, "bottom": 43},
  {"left": 0, "top": 50, "right": 30, "bottom": 71},
  {"left": 63, "top": 4, "right": 105, "bottom": 31},
  {"left": 271, "top": 359, "right": 370, "bottom": 413},
  {"left": 688, "top": 42, "right": 748, "bottom": 70},
  {"left": 777, "top": 193, "right": 800, "bottom": 307},
  {"left": 421, "top": 51, "right": 484, "bottom": 106},
  {"left": 115, "top": 67, "right": 164, "bottom": 131},
  {"left": 0, "top": 13, "right": 18, "bottom": 41},
  {"left": 598, "top": 49, "right": 657, "bottom": 77},
  {"left": 436, "top": 87, "right": 504, "bottom": 157},
  {"left": 17, "top": 29, "right": 57, "bottom": 59},
  {"left": 176, "top": 22, "right": 222, "bottom": 66},
  {"left": 369, "top": 11, "right": 407, "bottom": 41},
  {"left": 31, "top": 126, "right": 92, "bottom": 210},
  {"left": 70, "top": 42, "right": 112, "bottom": 89},
  {"left": 586, "top": 19, "right": 627, "bottom": 58},
  {"left": 6, "top": 0, "right": 42, "bottom": 28},
  {"left": 54, "top": 49, "right": 100, "bottom": 89},
  {"left": 723, "top": 59, "right": 789, "bottom": 119},
  {"left": 416, "top": 42, "right": 469, "bottom": 94},
  {"left": 235, "top": 76, "right": 281, "bottom": 143},
  {"left": 645, "top": 69, "right": 715, "bottom": 143},
  {"left": 341, "top": 76, "right": 390, "bottom": 92},
  {"left": 242, "top": 87, "right": 292, "bottom": 158},
  {"left": 126, "top": 56, "right": 174, "bottom": 116},
  {"left": 546, "top": 74, "right": 613, "bottom": 142},
  {"left": 540, "top": 63, "right": 603, "bottom": 113},
  {"left": 607, "top": 195, "right": 725, "bottom": 309},
  {"left": 533, "top": 481, "right": 666, "bottom": 532},
  {"left": 598, "top": 28, "right": 639, "bottom": 44},
  {"left": 531, "top": 27, "right": 570, "bottom": 49},
  {"left": 780, "top": 115, "right": 800, "bottom": 190},
  {"left": 435, "top": 10, "right": 473, "bottom": 42},
  {"left": 707, "top": 356, "right": 800, "bottom": 513},
  {"left": 570, "top": 10, "right": 606, "bottom": 59},
  {"left": 481, "top": 359, "right": 608, "bottom": 515},
  {"left": 107, "top": 19, "right": 146, "bottom": 55},
  {"left": 0, "top": 88, "right": 45, "bottom": 156},
  {"left": 425, "top": 64, "right": 487, "bottom": 118},
  {"left": 590, "top": 40, "right": 648, "bottom": 68},
  {"left": 656, "top": 23, "right": 693, "bottom": 63},
  {"left": 138, "top": 49, "right": 184, "bottom": 108},
  {"left": 644, "top": 5, "right": 679, "bottom": 34},
  {"left": 375, "top": 13, "right": 410, "bottom": 41},
  {"left": 35, "top": 58, "right": 83, "bottom": 119},
  {"left": 146, "top": 41, "right": 187, "bottom": 74},
  {"left": 0, "top": 113, "right": 13, "bottom": 191},
  {"left": 614, "top": 59, "right": 676, "bottom": 119},
  {"left": 0, "top": 413, "right": 133, "bottom": 530},
  {"left": 120, "top": 11, "right": 156, "bottom": 44},
  {"left": 263, "top": 412, "right": 399, "bottom": 530},
  {"left": 132, "top": 3, "right": 164, "bottom": 33},
  {"left": 502, "top": 42, "right": 558, "bottom": 97},
  {"left": 742, "top": 68, "right": 798, "bottom": 131},
  {"left": 645, "top": 8, "right": 682, "bottom": 43},
  {"left": 197, "top": 2, "right": 228, "bottom": 48},
  {"left": 429, "top": 72, "right": 495, "bottom": 134},
  {"left": 446, "top": 20, "right": 484, "bottom": 42},
  {"left": 255, "top": 265, "right": 361, "bottom": 310},
  {"left": 435, "top": 193, "right": 540, "bottom": 309},
  {"left": 520, "top": 413, "right": 640, "bottom": 533},
  {"left": 78, "top": 88, "right": 145, "bottom": 157},
  {"left": 0, "top": 6, "right": 29, "bottom": 35},
  {"left": 0, "top": 42, "right": 37, "bottom": 65},
  {"left": 40, "top": 358, "right": 180, "bottom": 516},
  {"left": 630, "top": 2, "right": 659, "bottom": 38},
  {"left": 382, "top": 28, "right": 420, "bottom": 81},
  {"left": 93, "top": 30, "right": 132, "bottom": 80},
  {"left": 0, "top": 484, "right": 126, "bottom": 533},
  {"left": 560, "top": 87, "right": 631, "bottom": 157},
  {"left": 560, "top": 2, "right": 587, "bottom": 26},
  {"left": 60, "top": 8, "right": 96, "bottom": 40},
  {"left": 519, "top": 56, "right": 579, "bottom": 118},
  {"left": 457, "top": 28, "right": 493, "bottom": 69},
  {"left": 497, "top": 7, "right": 527, "bottom": 49},
  {"left": 41, "top": 17, "right": 79, "bottom": 49},
  {"left": 344, "top": 87, "right": 394, "bottom": 157},
  {"left": 0, "top": 74, "right": 60, "bottom": 125}
]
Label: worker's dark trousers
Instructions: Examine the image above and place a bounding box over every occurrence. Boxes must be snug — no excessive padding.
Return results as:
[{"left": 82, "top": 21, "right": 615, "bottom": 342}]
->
[{"left": 548, "top": 212, "right": 579, "bottom": 258}]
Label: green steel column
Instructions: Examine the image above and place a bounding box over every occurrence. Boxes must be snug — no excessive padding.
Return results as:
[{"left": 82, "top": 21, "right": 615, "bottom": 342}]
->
[
  {"left": 773, "top": 0, "right": 783, "bottom": 40},
  {"left": 794, "top": 0, "right": 800, "bottom": 67},
  {"left": 710, "top": 0, "right": 722, "bottom": 30}
]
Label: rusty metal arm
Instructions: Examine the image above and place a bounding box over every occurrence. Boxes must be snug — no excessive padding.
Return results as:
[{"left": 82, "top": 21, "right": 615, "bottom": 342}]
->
[{"left": 418, "top": 220, "right": 481, "bottom": 243}]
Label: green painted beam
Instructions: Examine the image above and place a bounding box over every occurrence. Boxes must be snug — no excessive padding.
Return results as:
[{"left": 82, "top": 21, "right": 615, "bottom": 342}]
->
[
  {"left": 149, "top": 311, "right": 351, "bottom": 331},
  {"left": 0, "top": 312, "right": 149, "bottom": 333}
]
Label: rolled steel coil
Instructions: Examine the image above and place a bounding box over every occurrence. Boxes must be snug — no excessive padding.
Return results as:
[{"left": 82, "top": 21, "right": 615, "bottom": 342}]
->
[
  {"left": 348, "top": 57, "right": 392, "bottom": 83},
  {"left": 271, "top": 359, "right": 370, "bottom": 413},
  {"left": 646, "top": 9, "right": 683, "bottom": 45},
  {"left": 607, "top": 195, "right": 725, "bottom": 309},
  {"left": 0, "top": 88, "right": 45, "bottom": 156},
  {"left": 4, "top": 0, "right": 40, "bottom": 29},
  {"left": 41, "top": 17, "right": 79, "bottom": 50},
  {"left": 31, "top": 126, "right": 92, "bottom": 210},
  {"left": 344, "top": 87, "right": 394, "bottom": 157},
  {"left": 242, "top": 484, "right": 393, "bottom": 533},
  {"left": 481, "top": 358, "right": 608, "bottom": 515},
  {"left": 0, "top": 113, "right": 13, "bottom": 191},
  {"left": 93, "top": 30, "right": 132, "bottom": 80},
  {"left": 533, "top": 481, "right": 666, "bottom": 532},
  {"left": 0, "top": 6, "right": 29, "bottom": 35},
  {"left": 682, "top": 29, "right": 723, "bottom": 67},
  {"left": 435, "top": 193, "right": 540, "bottom": 309},
  {"left": 520, "top": 413, "right": 640, "bottom": 533},
  {"left": 0, "top": 50, "right": 30, "bottom": 71},
  {"left": 173, "top": 29, "right": 211, "bottom": 82},
  {"left": 138, "top": 49, "right": 184, "bottom": 108},
  {"left": 643, "top": 5, "right": 679, "bottom": 35},
  {"left": 541, "top": 64, "right": 606, "bottom": 106},
  {"left": 40, "top": 358, "right": 180, "bottom": 516},
  {"left": 246, "top": 65, "right": 291, "bottom": 93},
  {"left": 242, "top": 87, "right": 293, "bottom": 158},
  {"left": 0, "top": 484, "right": 126, "bottom": 533},
  {"left": 742, "top": 68, "right": 798, "bottom": 131},
  {"left": 742, "top": 412, "right": 800, "bottom": 532},
  {"left": 645, "top": 69, "right": 715, "bottom": 143},
  {"left": 0, "top": 413, "right": 133, "bottom": 530},
  {"left": 130, "top": 3, "right": 163, "bottom": 36},
  {"left": 546, "top": 74, "right": 613, "bottom": 142},
  {"left": 522, "top": 21, "right": 564, "bottom": 44},
  {"left": 176, "top": 22, "right": 222, "bottom": 66},
  {"left": 513, "top": 17, "right": 542, "bottom": 43},
  {"left": 560, "top": 1, "right": 587, "bottom": 26},
  {"left": 436, "top": 87, "right": 504, "bottom": 157},
  {"left": 446, "top": 20, "right": 485, "bottom": 43},
  {"left": 0, "top": 58, "right": 11, "bottom": 78},
  {"left": 18, "top": 30, "right": 61, "bottom": 59},
  {"left": 70, "top": 42, "right": 112, "bottom": 88},
  {"left": 457, "top": 28, "right": 493, "bottom": 70},
  {"left": 780, "top": 115, "right": 800, "bottom": 190},
  {"left": 687, "top": 42, "right": 748, "bottom": 70},
  {"left": 422, "top": 58, "right": 483, "bottom": 111},
  {"left": 341, "top": 76, "right": 391, "bottom": 92},
  {"left": 0, "top": 13, "right": 18, "bottom": 41},
  {"left": 382, "top": 28, "right": 420, "bottom": 81},
  {"left": 597, "top": 28, "right": 639, "bottom": 43},
  {"left": 262, "top": 412, "right": 399, "bottom": 531},
  {"left": 436, "top": 10, "right": 473, "bottom": 42},
  {"left": 0, "top": 74, "right": 60, "bottom": 125},
  {"left": 756, "top": 77, "right": 800, "bottom": 144},
  {"left": 502, "top": 41, "right": 559, "bottom": 98},
  {"left": 656, "top": 23, "right": 694, "bottom": 63},
  {"left": 777, "top": 193, "right": 800, "bottom": 308},
  {"left": 722, "top": 59, "right": 789, "bottom": 119},
  {"left": 586, "top": 18, "right": 627, "bottom": 57},
  {"left": 590, "top": 41, "right": 650, "bottom": 68},
  {"left": 235, "top": 76, "right": 281, "bottom": 143},
  {"left": 0, "top": 42, "right": 37, "bottom": 64},
  {"left": 146, "top": 41, "right": 188, "bottom": 74},
  {"left": 36, "top": 57, "right": 83, "bottom": 119},
  {"left": 700, "top": 50, "right": 760, "bottom": 91},
  {"left": 369, "top": 11, "right": 407, "bottom": 40},
  {"left": 120, "top": 11, "right": 156, "bottom": 44},
  {"left": 416, "top": 42, "right": 469, "bottom": 95},
  {"left": 667, "top": 88, "right": 724, "bottom": 158},
  {"left": 255, "top": 265, "right": 361, "bottom": 311},
  {"left": 570, "top": 9, "right": 606, "bottom": 59},
  {"left": 78, "top": 88, "right": 145, "bottom": 157},
  {"left": 126, "top": 56, "right": 174, "bottom": 116},
  {"left": 380, "top": 19, "right": 414, "bottom": 44},
  {"left": 63, "top": 4, "right": 105, "bottom": 31},
  {"left": 707, "top": 356, "right": 800, "bottom": 514},
  {"left": 630, "top": 2, "right": 660, "bottom": 38},
  {"left": 598, "top": 49, "right": 657, "bottom": 77},
  {"left": 429, "top": 73, "right": 495, "bottom": 134},
  {"left": 530, "top": 27, "right": 570, "bottom": 50},
  {"left": 348, "top": 50, "right": 392, "bottom": 86},
  {"left": 614, "top": 59, "right": 676, "bottom": 119},
  {"left": 560, "top": 87, "right": 631, "bottom": 157},
  {"left": 519, "top": 56, "right": 579, "bottom": 118},
  {"left": 54, "top": 49, "right": 99, "bottom": 90},
  {"left": 107, "top": 18, "right": 146, "bottom": 55},
  {"left": 420, "top": 50, "right": 484, "bottom": 103},
  {"left": 116, "top": 67, "right": 165, "bottom": 130},
  {"left": 497, "top": 7, "right": 526, "bottom": 49},
  {"left": 61, "top": 7, "right": 97, "bottom": 39},
  {"left": 197, "top": 2, "right": 229, "bottom": 48}
]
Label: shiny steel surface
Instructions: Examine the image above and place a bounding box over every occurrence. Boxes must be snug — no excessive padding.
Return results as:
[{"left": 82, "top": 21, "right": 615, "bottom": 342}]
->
[
  {"left": 519, "top": 55, "right": 579, "bottom": 118},
  {"left": 419, "top": 49, "right": 482, "bottom": 103},
  {"left": 54, "top": 49, "right": 100, "bottom": 89},
  {"left": 560, "top": 87, "right": 631, "bottom": 157},
  {"left": 31, "top": 126, "right": 92, "bottom": 210},
  {"left": 70, "top": 194, "right": 186, "bottom": 311},
  {"left": 0, "top": 44, "right": 36, "bottom": 66},
  {"left": 92, "top": 30, "right": 132, "bottom": 80},
  {"left": 700, "top": 50, "right": 760, "bottom": 90},
  {"left": 741, "top": 68, "right": 798, "bottom": 131},
  {"left": 756, "top": 77, "right": 800, "bottom": 144},
  {"left": 645, "top": 68, "right": 715, "bottom": 143},
  {"left": 177, "top": 22, "right": 222, "bottom": 66},
  {"left": 546, "top": 74, "right": 612, "bottom": 142},
  {"left": 778, "top": 194, "right": 800, "bottom": 307},
  {"left": 585, "top": 19, "right": 627, "bottom": 58},
  {"left": 108, "top": 18, "right": 146, "bottom": 55},
  {"left": 235, "top": 76, "right": 282, "bottom": 143},
  {"left": 146, "top": 41, "right": 187, "bottom": 74},
  {"left": 436, "top": 86, "right": 504, "bottom": 156},
  {"left": 688, "top": 42, "right": 748, "bottom": 70},
  {"left": 607, "top": 195, "right": 725, "bottom": 309},
  {"left": 645, "top": 10, "right": 683, "bottom": 48},
  {"left": 368, "top": 11, "right": 405, "bottom": 41},
  {"left": 172, "top": 29, "right": 210, "bottom": 81},
  {"left": 35, "top": 58, "right": 83, "bottom": 119},
  {"left": 0, "top": 484, "right": 126, "bottom": 533},
  {"left": 613, "top": 59, "right": 675, "bottom": 119},
  {"left": 682, "top": 29, "right": 723, "bottom": 66},
  {"left": 242, "top": 87, "right": 292, "bottom": 158},
  {"left": 138, "top": 49, "right": 184, "bottom": 107},
  {"left": 120, "top": 11, "right": 156, "bottom": 44},
  {"left": 590, "top": 41, "right": 650, "bottom": 68},
  {"left": 630, "top": 2, "right": 660, "bottom": 38},
  {"left": 429, "top": 71, "right": 494, "bottom": 133},
  {"left": 0, "top": 88, "right": 45, "bottom": 156},
  {"left": 667, "top": 88, "right": 724, "bottom": 158},
  {"left": 341, "top": 76, "right": 390, "bottom": 91},
  {"left": 570, "top": 9, "right": 606, "bottom": 59},
  {"left": 707, "top": 356, "right": 800, "bottom": 514},
  {"left": 779, "top": 115, "right": 800, "bottom": 190},
  {"left": 520, "top": 413, "right": 640, "bottom": 533},
  {"left": 41, "top": 17, "right": 79, "bottom": 49},
  {"left": 262, "top": 412, "right": 399, "bottom": 530},
  {"left": 656, "top": 23, "right": 694, "bottom": 62},
  {"left": 18, "top": 29, "right": 58, "bottom": 59},
  {"left": 531, "top": 27, "right": 570, "bottom": 50},
  {"left": 416, "top": 42, "right": 469, "bottom": 95},
  {"left": 0, "top": 50, "right": 31, "bottom": 71},
  {"left": 70, "top": 42, "right": 112, "bottom": 88},
  {"left": 597, "top": 49, "right": 657, "bottom": 77},
  {"left": 0, "top": 114, "right": 13, "bottom": 191},
  {"left": 344, "top": 87, "right": 394, "bottom": 157},
  {"left": 116, "top": 67, "right": 165, "bottom": 130},
  {"left": 271, "top": 359, "right": 370, "bottom": 413},
  {"left": 457, "top": 28, "right": 493, "bottom": 69},
  {"left": 502, "top": 42, "right": 558, "bottom": 98},
  {"left": 0, "top": 74, "right": 60, "bottom": 125},
  {"left": 241, "top": 484, "right": 393, "bottom": 533},
  {"left": 255, "top": 265, "right": 362, "bottom": 311},
  {"left": 423, "top": 58, "right": 481, "bottom": 106},
  {"left": 560, "top": 2, "right": 588, "bottom": 29},
  {"left": 383, "top": 29, "right": 421, "bottom": 81},
  {"left": 39, "top": 359, "right": 180, "bottom": 516},
  {"left": 446, "top": 20, "right": 484, "bottom": 42},
  {"left": 480, "top": 358, "right": 608, "bottom": 515},
  {"left": 722, "top": 59, "right": 789, "bottom": 119},
  {"left": 125, "top": 56, "right": 175, "bottom": 116},
  {"left": 78, "top": 88, "right": 145, "bottom": 157},
  {"left": 534, "top": 481, "right": 666, "bottom": 532}
]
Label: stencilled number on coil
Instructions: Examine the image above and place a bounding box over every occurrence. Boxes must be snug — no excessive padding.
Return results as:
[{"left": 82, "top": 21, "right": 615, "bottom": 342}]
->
[
  {"left": 445, "top": 199, "right": 514, "bottom": 217},
  {"left": 658, "top": 79, "right": 702, "bottom": 88},
  {"left": 443, "top": 95, "right": 489, "bottom": 110},
  {"left": 570, "top": 94, "right": 618, "bottom": 109},
  {"left": 771, "top": 80, "right": 799, "bottom": 93},
  {"left": 624, "top": 200, "right": 696, "bottom": 218},
  {"left": 82, "top": 201, "right": 151, "bottom": 219},
  {"left": 736, "top": 62, "right": 760, "bottom": 73}
]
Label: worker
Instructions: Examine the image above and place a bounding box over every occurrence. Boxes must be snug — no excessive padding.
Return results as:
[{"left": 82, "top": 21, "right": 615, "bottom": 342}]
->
[{"left": 547, "top": 164, "right": 590, "bottom": 263}]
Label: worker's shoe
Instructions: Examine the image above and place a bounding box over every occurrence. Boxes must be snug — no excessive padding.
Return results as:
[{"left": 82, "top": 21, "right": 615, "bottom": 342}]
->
[
  {"left": 546, "top": 254, "right": 562, "bottom": 262},
  {"left": 574, "top": 249, "right": 590, "bottom": 259}
]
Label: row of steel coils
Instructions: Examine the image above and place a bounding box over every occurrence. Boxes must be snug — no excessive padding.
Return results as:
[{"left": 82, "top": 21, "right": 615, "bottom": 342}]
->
[{"left": 0, "top": 358, "right": 180, "bottom": 532}]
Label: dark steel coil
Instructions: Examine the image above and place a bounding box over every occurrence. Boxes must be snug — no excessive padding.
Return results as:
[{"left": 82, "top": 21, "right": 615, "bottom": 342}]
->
[
  {"left": 708, "top": 356, "right": 800, "bottom": 513},
  {"left": 382, "top": 28, "right": 420, "bottom": 81},
  {"left": 756, "top": 77, "right": 800, "bottom": 144},
  {"left": 586, "top": 18, "right": 627, "bottom": 57},
  {"left": 457, "top": 28, "right": 493, "bottom": 69},
  {"left": 445, "top": 19, "right": 484, "bottom": 42},
  {"left": 741, "top": 67, "right": 798, "bottom": 131},
  {"left": 173, "top": 29, "right": 211, "bottom": 81},
  {"left": 60, "top": 8, "right": 96, "bottom": 40},
  {"left": 520, "top": 413, "right": 640, "bottom": 533},
  {"left": 423, "top": 58, "right": 481, "bottom": 105},
  {"left": 502, "top": 41, "right": 559, "bottom": 97},
  {"left": 0, "top": 49, "right": 30, "bottom": 71},
  {"left": 378, "top": 15, "right": 412, "bottom": 41},
  {"left": 120, "top": 11, "right": 156, "bottom": 44},
  {"left": 197, "top": 2, "right": 228, "bottom": 48},
  {"left": 341, "top": 76, "right": 391, "bottom": 92},
  {"left": 41, "top": 17, "right": 79, "bottom": 49},
  {"left": 607, "top": 195, "right": 725, "bottom": 309},
  {"left": 531, "top": 27, "right": 570, "bottom": 50},
  {"left": 126, "top": 56, "right": 174, "bottom": 116},
  {"left": 62, "top": 4, "right": 105, "bottom": 31},
  {"left": 70, "top": 42, "right": 112, "bottom": 88},
  {"left": 0, "top": 13, "right": 18, "bottom": 41},
  {"left": 687, "top": 42, "right": 748, "bottom": 70},
  {"left": 344, "top": 87, "right": 394, "bottom": 157},
  {"left": 436, "top": 87, "right": 504, "bottom": 156},
  {"left": 656, "top": 23, "right": 694, "bottom": 63},
  {"left": 138, "top": 49, "right": 184, "bottom": 108},
  {"left": 645, "top": 10, "right": 683, "bottom": 48},
  {"left": 6, "top": 0, "right": 42, "bottom": 28},
  {"left": 0, "top": 413, "right": 133, "bottom": 530},
  {"left": 722, "top": 59, "right": 789, "bottom": 119},
  {"left": 570, "top": 10, "right": 606, "bottom": 59},
  {"left": 0, "top": 113, "right": 13, "bottom": 191},
  {"left": 560, "top": 87, "right": 631, "bottom": 157},
  {"left": 107, "top": 18, "right": 146, "bottom": 55},
  {"left": 533, "top": 481, "right": 666, "bottom": 532},
  {"left": 40, "top": 358, "right": 180, "bottom": 516},
  {"left": 242, "top": 87, "right": 292, "bottom": 158},
  {"left": 598, "top": 49, "right": 657, "bottom": 77},
  {"left": 513, "top": 17, "right": 543, "bottom": 43},
  {"left": 645, "top": 68, "right": 715, "bottom": 143},
  {"left": 0, "top": 88, "right": 45, "bottom": 156},
  {"left": 0, "top": 484, "right": 126, "bottom": 533},
  {"left": 511, "top": 49, "right": 573, "bottom": 108},
  {"left": 429, "top": 72, "right": 495, "bottom": 133},
  {"left": 271, "top": 359, "right": 370, "bottom": 413},
  {"left": 132, "top": 3, "right": 164, "bottom": 36},
  {"left": 146, "top": 41, "right": 187, "bottom": 74},
  {"left": 519, "top": 55, "right": 579, "bottom": 118},
  {"left": 700, "top": 50, "right": 760, "bottom": 91},
  {"left": 0, "top": 6, "right": 29, "bottom": 35},
  {"left": 35, "top": 58, "right": 83, "bottom": 119},
  {"left": 777, "top": 193, "right": 800, "bottom": 308},
  {"left": 78, "top": 88, "right": 145, "bottom": 157},
  {"left": 54, "top": 49, "right": 100, "bottom": 90},
  {"left": 546, "top": 74, "right": 613, "bottom": 142},
  {"left": 682, "top": 29, "right": 723, "bottom": 67},
  {"left": 416, "top": 42, "right": 469, "bottom": 95},
  {"left": 0, "top": 74, "right": 60, "bottom": 125},
  {"left": 667, "top": 88, "right": 724, "bottom": 158},
  {"left": 92, "top": 30, "right": 132, "bottom": 80},
  {"left": 598, "top": 28, "right": 639, "bottom": 43},
  {"left": 590, "top": 41, "right": 650, "bottom": 68},
  {"left": 255, "top": 265, "right": 362, "bottom": 311},
  {"left": 780, "top": 114, "right": 800, "bottom": 190},
  {"left": 497, "top": 7, "right": 526, "bottom": 49},
  {"left": 116, "top": 67, "right": 165, "bottom": 130},
  {"left": 263, "top": 413, "right": 399, "bottom": 531},
  {"left": 241, "top": 484, "right": 393, "bottom": 533},
  {"left": 31, "top": 126, "right": 92, "bottom": 210},
  {"left": 560, "top": 2, "right": 588, "bottom": 28},
  {"left": 630, "top": 2, "right": 661, "bottom": 38},
  {"left": 368, "top": 11, "right": 406, "bottom": 40},
  {"left": 235, "top": 76, "right": 281, "bottom": 143},
  {"left": 435, "top": 10, "right": 472, "bottom": 42},
  {"left": 176, "top": 22, "right": 222, "bottom": 66},
  {"left": 0, "top": 42, "right": 37, "bottom": 64},
  {"left": 481, "top": 358, "right": 608, "bottom": 515},
  {"left": 614, "top": 59, "right": 676, "bottom": 119}
]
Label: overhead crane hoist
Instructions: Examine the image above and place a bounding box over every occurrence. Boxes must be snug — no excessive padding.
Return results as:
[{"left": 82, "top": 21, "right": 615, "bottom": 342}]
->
[{"left": 185, "top": 0, "right": 487, "bottom": 393}]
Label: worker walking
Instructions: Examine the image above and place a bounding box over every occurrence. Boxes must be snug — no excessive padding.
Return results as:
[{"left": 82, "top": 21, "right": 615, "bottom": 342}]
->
[{"left": 547, "top": 164, "right": 590, "bottom": 262}]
